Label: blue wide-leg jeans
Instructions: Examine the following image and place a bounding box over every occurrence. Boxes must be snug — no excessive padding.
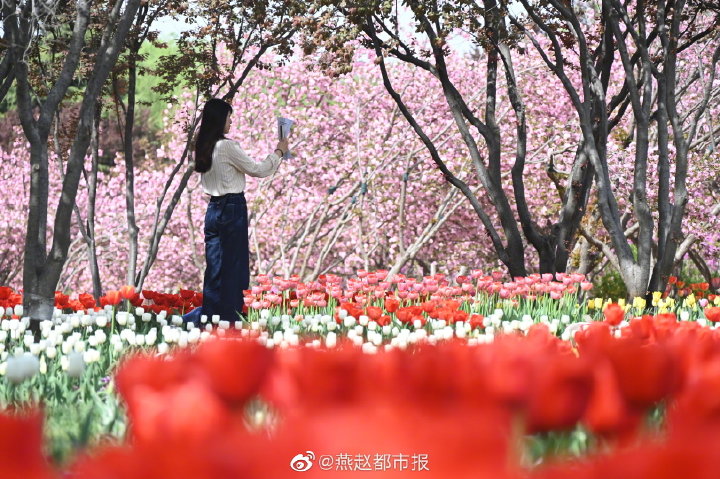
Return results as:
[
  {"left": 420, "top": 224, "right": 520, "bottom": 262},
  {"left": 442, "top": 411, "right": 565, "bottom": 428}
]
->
[{"left": 184, "top": 192, "right": 249, "bottom": 325}]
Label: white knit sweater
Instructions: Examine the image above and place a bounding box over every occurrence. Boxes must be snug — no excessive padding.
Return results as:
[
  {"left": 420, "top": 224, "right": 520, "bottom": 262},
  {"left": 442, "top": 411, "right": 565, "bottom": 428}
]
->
[{"left": 200, "top": 139, "right": 281, "bottom": 196}]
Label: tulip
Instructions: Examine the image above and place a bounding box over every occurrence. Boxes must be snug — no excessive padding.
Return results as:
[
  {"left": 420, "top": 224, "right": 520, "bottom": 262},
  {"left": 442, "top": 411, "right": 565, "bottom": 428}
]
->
[
  {"left": 119, "top": 285, "right": 136, "bottom": 300},
  {"left": 705, "top": 307, "right": 720, "bottom": 323},
  {"left": 604, "top": 303, "right": 625, "bottom": 326}
]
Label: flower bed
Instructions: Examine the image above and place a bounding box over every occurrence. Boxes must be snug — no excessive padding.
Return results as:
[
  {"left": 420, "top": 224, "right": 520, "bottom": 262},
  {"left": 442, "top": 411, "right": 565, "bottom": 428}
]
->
[{"left": 0, "top": 270, "right": 719, "bottom": 477}]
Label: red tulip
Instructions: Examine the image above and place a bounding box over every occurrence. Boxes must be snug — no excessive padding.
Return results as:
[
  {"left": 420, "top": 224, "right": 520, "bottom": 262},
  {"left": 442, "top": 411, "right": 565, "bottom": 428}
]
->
[
  {"left": 365, "top": 306, "right": 383, "bottom": 321},
  {"left": 179, "top": 289, "right": 195, "bottom": 300},
  {"left": 77, "top": 293, "right": 96, "bottom": 309},
  {"left": 0, "top": 410, "right": 56, "bottom": 479},
  {"left": 194, "top": 337, "right": 274, "bottom": 406},
  {"left": 119, "top": 285, "right": 136, "bottom": 300},
  {"left": 582, "top": 359, "right": 634, "bottom": 437},
  {"left": 384, "top": 298, "right": 399, "bottom": 313},
  {"left": 525, "top": 354, "right": 593, "bottom": 433},
  {"left": 606, "top": 339, "right": 676, "bottom": 409},
  {"left": 0, "top": 286, "right": 12, "bottom": 301},
  {"left": 604, "top": 303, "right": 625, "bottom": 326},
  {"left": 104, "top": 290, "right": 121, "bottom": 306},
  {"left": 705, "top": 307, "right": 720, "bottom": 323}
]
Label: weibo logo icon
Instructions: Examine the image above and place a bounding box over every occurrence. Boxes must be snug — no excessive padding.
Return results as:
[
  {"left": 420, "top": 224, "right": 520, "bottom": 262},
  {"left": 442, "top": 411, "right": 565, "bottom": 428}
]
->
[{"left": 290, "top": 451, "right": 315, "bottom": 472}]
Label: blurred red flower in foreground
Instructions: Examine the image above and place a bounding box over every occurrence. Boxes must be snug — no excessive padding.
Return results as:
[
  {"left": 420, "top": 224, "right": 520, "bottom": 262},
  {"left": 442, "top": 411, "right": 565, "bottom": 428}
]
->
[
  {"left": 6, "top": 311, "right": 720, "bottom": 478},
  {"left": 0, "top": 411, "right": 56, "bottom": 479}
]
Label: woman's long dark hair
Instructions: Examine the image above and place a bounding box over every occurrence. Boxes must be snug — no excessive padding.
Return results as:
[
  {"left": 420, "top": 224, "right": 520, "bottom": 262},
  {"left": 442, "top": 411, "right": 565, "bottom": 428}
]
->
[{"left": 194, "top": 98, "right": 233, "bottom": 173}]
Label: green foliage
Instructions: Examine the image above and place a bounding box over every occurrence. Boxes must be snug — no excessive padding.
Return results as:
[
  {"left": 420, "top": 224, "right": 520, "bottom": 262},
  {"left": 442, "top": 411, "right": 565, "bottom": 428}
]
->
[
  {"left": 133, "top": 40, "right": 183, "bottom": 132},
  {"left": 593, "top": 268, "right": 629, "bottom": 300}
]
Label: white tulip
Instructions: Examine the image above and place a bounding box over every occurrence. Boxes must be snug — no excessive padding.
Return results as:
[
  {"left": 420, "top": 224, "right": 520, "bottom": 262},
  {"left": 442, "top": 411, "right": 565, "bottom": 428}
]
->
[
  {"left": 13, "top": 305, "right": 23, "bottom": 317},
  {"left": 343, "top": 316, "right": 356, "bottom": 328},
  {"left": 157, "top": 343, "right": 169, "bottom": 355},
  {"left": 83, "top": 349, "right": 100, "bottom": 364},
  {"left": 95, "top": 316, "right": 108, "bottom": 328}
]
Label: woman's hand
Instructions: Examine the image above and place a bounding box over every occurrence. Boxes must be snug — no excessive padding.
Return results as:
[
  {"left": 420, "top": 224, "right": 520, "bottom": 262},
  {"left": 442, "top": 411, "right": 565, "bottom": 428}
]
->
[{"left": 276, "top": 138, "right": 289, "bottom": 155}]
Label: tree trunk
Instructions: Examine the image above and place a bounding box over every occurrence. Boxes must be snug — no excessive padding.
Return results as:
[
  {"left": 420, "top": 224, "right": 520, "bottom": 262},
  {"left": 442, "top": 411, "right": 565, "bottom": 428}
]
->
[{"left": 12, "top": 0, "right": 143, "bottom": 323}]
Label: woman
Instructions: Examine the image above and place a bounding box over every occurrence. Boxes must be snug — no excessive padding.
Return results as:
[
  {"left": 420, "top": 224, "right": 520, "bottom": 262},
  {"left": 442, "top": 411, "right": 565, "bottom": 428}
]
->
[{"left": 183, "top": 98, "right": 289, "bottom": 325}]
